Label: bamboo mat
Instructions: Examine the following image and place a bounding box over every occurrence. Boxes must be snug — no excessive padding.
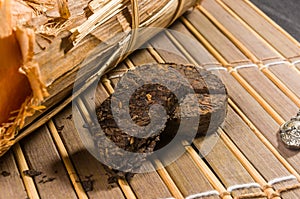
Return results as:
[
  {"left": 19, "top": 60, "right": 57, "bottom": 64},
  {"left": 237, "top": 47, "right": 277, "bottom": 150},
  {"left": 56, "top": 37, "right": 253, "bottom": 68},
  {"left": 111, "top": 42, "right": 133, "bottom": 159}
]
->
[{"left": 2, "top": 0, "right": 300, "bottom": 198}]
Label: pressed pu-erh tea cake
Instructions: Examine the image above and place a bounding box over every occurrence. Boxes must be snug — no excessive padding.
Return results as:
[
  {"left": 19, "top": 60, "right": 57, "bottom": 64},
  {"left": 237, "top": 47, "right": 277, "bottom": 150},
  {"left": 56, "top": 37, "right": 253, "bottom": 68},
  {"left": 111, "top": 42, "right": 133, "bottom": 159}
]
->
[{"left": 95, "top": 63, "right": 227, "bottom": 174}]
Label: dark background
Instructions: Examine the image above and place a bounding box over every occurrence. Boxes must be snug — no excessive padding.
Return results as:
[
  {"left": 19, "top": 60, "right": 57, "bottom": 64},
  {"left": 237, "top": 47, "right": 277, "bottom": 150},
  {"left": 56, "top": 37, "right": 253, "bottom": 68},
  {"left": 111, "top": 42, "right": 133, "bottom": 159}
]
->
[{"left": 252, "top": 0, "right": 300, "bottom": 41}]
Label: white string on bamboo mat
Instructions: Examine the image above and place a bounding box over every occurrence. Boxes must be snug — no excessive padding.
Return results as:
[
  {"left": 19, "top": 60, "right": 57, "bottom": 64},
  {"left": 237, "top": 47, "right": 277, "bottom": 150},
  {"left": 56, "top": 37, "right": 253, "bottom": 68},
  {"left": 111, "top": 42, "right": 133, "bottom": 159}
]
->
[
  {"left": 291, "top": 60, "right": 300, "bottom": 66},
  {"left": 227, "top": 182, "right": 261, "bottom": 192},
  {"left": 267, "top": 175, "right": 297, "bottom": 186},
  {"left": 206, "top": 66, "right": 227, "bottom": 71},
  {"left": 260, "top": 60, "right": 290, "bottom": 70},
  {"left": 228, "top": 63, "right": 258, "bottom": 73},
  {"left": 185, "top": 190, "right": 220, "bottom": 199},
  {"left": 161, "top": 175, "right": 298, "bottom": 199}
]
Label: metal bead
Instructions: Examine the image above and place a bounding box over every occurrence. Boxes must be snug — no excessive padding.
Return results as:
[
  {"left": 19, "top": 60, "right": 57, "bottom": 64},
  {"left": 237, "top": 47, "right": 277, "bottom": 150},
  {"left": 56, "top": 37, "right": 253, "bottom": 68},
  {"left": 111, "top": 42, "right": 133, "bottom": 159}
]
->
[{"left": 280, "top": 110, "right": 300, "bottom": 149}]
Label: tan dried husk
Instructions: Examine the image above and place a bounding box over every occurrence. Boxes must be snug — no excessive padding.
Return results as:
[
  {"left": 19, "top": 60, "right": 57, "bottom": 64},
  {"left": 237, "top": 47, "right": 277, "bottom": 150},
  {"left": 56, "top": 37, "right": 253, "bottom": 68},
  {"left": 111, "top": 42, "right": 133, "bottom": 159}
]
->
[{"left": 0, "top": 0, "right": 200, "bottom": 156}]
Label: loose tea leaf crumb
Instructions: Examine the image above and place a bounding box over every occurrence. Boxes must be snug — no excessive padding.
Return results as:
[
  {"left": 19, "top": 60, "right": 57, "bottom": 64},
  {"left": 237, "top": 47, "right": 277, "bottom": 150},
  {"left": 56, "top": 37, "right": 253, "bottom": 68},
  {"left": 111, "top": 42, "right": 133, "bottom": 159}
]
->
[
  {"left": 57, "top": 125, "right": 64, "bottom": 132},
  {"left": 82, "top": 179, "right": 94, "bottom": 192},
  {"left": 1, "top": 171, "right": 10, "bottom": 177},
  {"left": 38, "top": 177, "right": 56, "bottom": 184},
  {"left": 43, "top": 177, "right": 56, "bottom": 183},
  {"left": 23, "top": 170, "right": 42, "bottom": 177},
  {"left": 82, "top": 123, "right": 89, "bottom": 128}
]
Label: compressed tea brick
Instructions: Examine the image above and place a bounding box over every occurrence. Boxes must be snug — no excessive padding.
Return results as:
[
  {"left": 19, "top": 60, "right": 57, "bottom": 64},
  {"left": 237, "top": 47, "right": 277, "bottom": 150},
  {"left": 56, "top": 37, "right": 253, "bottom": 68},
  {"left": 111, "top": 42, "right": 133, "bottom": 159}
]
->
[{"left": 95, "top": 63, "right": 227, "bottom": 175}]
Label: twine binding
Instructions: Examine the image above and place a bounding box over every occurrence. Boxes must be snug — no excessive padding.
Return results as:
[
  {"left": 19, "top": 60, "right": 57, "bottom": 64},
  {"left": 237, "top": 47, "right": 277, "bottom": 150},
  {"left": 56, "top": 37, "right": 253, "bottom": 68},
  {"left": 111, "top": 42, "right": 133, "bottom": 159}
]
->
[
  {"left": 170, "top": 0, "right": 184, "bottom": 25},
  {"left": 268, "top": 175, "right": 297, "bottom": 186},
  {"left": 229, "top": 64, "right": 258, "bottom": 73},
  {"left": 185, "top": 190, "right": 219, "bottom": 199},
  {"left": 291, "top": 60, "right": 300, "bottom": 66},
  {"left": 260, "top": 61, "right": 290, "bottom": 70},
  {"left": 206, "top": 66, "right": 227, "bottom": 71},
  {"left": 227, "top": 183, "right": 261, "bottom": 192},
  {"left": 184, "top": 175, "right": 300, "bottom": 199}
]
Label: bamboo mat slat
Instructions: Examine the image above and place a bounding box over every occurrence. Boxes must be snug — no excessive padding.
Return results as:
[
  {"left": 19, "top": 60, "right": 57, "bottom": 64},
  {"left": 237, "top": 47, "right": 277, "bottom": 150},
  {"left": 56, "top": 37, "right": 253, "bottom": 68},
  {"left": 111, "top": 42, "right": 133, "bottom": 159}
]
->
[
  {"left": 164, "top": 153, "right": 220, "bottom": 199},
  {"left": 168, "top": 23, "right": 219, "bottom": 65},
  {"left": 47, "top": 119, "right": 89, "bottom": 199},
  {"left": 268, "top": 64, "right": 300, "bottom": 99},
  {"left": 184, "top": 0, "right": 300, "bottom": 112},
  {"left": 182, "top": 7, "right": 300, "bottom": 112},
  {"left": 20, "top": 125, "right": 78, "bottom": 199},
  {"left": 220, "top": 0, "right": 300, "bottom": 60},
  {"left": 295, "top": 62, "right": 300, "bottom": 71},
  {"left": 193, "top": 136, "right": 266, "bottom": 198},
  {"left": 215, "top": 69, "right": 300, "bottom": 173},
  {"left": 0, "top": 152, "right": 28, "bottom": 198},
  {"left": 222, "top": 107, "right": 300, "bottom": 198},
  {"left": 126, "top": 161, "right": 174, "bottom": 199},
  {"left": 200, "top": 0, "right": 282, "bottom": 63},
  {"left": 12, "top": 144, "right": 40, "bottom": 199},
  {"left": 53, "top": 106, "right": 126, "bottom": 199},
  {"left": 182, "top": 10, "right": 250, "bottom": 65},
  {"left": 148, "top": 32, "right": 190, "bottom": 65},
  {"left": 237, "top": 67, "right": 298, "bottom": 120}
]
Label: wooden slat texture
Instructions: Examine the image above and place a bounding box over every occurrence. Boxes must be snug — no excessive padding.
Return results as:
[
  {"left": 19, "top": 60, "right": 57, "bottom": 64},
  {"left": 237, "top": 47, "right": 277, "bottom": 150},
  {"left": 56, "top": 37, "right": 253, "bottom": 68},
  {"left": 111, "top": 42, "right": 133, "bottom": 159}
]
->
[
  {"left": 295, "top": 61, "right": 300, "bottom": 69},
  {"left": 268, "top": 64, "right": 300, "bottom": 99},
  {"left": 183, "top": 9, "right": 250, "bottom": 65},
  {"left": 194, "top": 137, "right": 266, "bottom": 198},
  {"left": 182, "top": 6, "right": 300, "bottom": 113},
  {"left": 128, "top": 161, "right": 173, "bottom": 199},
  {"left": 220, "top": 0, "right": 300, "bottom": 59},
  {"left": 164, "top": 152, "right": 220, "bottom": 199},
  {"left": 53, "top": 106, "right": 125, "bottom": 199},
  {"left": 13, "top": 144, "right": 40, "bottom": 199},
  {"left": 237, "top": 67, "right": 298, "bottom": 120},
  {"left": 21, "top": 125, "right": 77, "bottom": 199},
  {"left": 149, "top": 31, "right": 190, "bottom": 65},
  {"left": 199, "top": 0, "right": 282, "bottom": 62},
  {"left": 214, "top": 70, "right": 300, "bottom": 179},
  {"left": 47, "top": 119, "right": 89, "bottom": 199},
  {"left": 167, "top": 23, "right": 219, "bottom": 65},
  {"left": 0, "top": 152, "right": 28, "bottom": 199},
  {"left": 223, "top": 107, "right": 300, "bottom": 199},
  {"left": 198, "top": 0, "right": 300, "bottom": 109}
]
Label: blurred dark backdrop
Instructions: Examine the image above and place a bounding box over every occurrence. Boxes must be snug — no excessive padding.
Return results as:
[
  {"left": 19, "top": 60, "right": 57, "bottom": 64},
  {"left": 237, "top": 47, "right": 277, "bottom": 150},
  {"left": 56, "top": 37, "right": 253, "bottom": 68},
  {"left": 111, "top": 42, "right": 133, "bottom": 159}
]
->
[{"left": 252, "top": 0, "right": 300, "bottom": 41}]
